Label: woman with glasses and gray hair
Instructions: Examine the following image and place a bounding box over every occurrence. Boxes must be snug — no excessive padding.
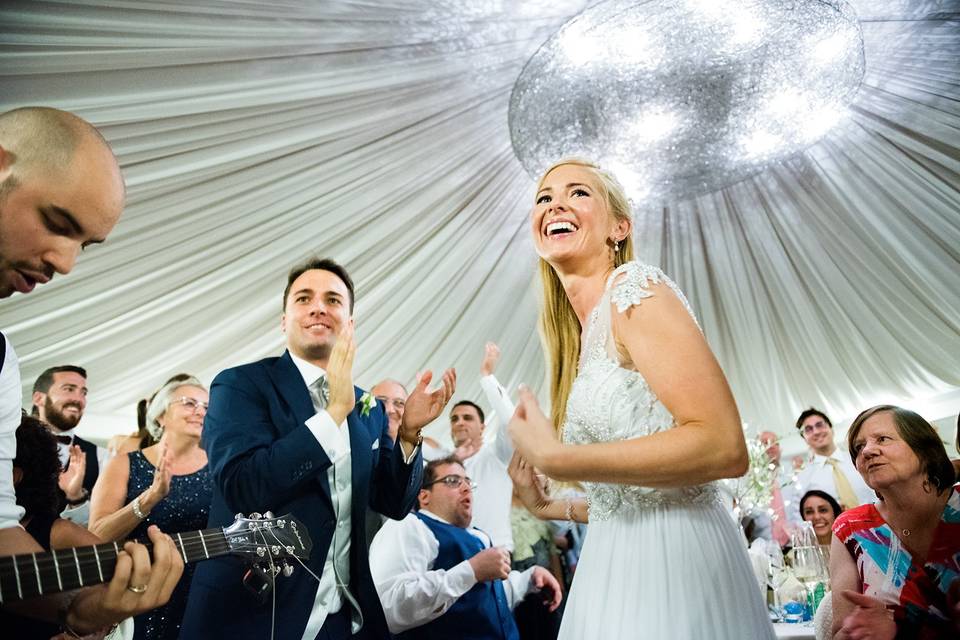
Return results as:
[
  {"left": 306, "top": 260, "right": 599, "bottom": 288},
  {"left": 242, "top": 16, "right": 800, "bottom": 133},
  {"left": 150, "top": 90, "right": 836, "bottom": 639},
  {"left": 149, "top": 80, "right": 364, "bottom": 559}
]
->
[
  {"left": 89, "top": 375, "right": 212, "bottom": 640},
  {"left": 830, "top": 405, "right": 959, "bottom": 640}
]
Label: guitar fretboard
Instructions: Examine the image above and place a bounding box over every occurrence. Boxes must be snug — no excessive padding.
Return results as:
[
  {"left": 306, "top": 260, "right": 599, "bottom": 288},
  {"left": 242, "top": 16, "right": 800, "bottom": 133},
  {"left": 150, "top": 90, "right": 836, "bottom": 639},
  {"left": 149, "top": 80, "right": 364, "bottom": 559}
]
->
[{"left": 0, "top": 526, "right": 229, "bottom": 604}]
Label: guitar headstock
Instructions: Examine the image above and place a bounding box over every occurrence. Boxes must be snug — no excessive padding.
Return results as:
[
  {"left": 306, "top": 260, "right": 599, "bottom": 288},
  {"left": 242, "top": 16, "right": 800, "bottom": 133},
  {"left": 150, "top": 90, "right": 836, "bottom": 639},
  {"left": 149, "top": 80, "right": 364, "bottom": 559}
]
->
[{"left": 223, "top": 512, "right": 312, "bottom": 563}]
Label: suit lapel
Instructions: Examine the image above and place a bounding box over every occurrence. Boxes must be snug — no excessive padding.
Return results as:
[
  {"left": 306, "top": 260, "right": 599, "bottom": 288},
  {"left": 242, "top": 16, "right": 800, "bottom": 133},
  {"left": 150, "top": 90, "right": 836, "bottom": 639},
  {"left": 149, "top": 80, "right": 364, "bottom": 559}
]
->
[{"left": 269, "top": 352, "right": 333, "bottom": 506}]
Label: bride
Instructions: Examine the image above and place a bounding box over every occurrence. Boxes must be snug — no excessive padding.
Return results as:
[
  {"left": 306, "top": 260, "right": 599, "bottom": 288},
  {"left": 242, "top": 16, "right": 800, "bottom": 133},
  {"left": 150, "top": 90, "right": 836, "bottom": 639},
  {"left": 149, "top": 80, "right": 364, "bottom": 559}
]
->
[{"left": 507, "top": 158, "right": 774, "bottom": 638}]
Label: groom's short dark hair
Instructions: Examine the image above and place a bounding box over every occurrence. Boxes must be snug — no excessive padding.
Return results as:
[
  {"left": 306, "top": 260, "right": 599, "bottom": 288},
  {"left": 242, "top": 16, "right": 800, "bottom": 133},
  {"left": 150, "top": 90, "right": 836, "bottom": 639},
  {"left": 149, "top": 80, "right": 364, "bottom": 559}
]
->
[{"left": 282, "top": 257, "right": 355, "bottom": 313}]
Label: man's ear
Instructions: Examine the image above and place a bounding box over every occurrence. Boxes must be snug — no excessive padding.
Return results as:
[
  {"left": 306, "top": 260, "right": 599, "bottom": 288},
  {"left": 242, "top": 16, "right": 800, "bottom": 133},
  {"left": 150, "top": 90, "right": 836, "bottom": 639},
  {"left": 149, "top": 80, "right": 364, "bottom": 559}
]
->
[
  {"left": 280, "top": 313, "right": 287, "bottom": 335},
  {"left": 31, "top": 391, "right": 45, "bottom": 413},
  {"left": 417, "top": 489, "right": 429, "bottom": 509}
]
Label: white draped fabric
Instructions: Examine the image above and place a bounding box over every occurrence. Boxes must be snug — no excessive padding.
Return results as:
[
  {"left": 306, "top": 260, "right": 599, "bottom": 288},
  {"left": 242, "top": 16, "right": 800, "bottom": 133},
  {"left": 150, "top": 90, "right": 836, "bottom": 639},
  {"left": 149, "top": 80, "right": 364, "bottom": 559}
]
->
[{"left": 1, "top": 1, "right": 958, "bottom": 448}]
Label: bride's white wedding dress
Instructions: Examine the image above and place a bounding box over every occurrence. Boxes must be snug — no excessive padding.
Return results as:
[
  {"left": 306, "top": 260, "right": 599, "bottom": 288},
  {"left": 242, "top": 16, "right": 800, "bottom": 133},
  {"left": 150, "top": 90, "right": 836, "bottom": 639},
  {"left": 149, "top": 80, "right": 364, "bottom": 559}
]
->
[{"left": 558, "top": 261, "right": 774, "bottom": 639}]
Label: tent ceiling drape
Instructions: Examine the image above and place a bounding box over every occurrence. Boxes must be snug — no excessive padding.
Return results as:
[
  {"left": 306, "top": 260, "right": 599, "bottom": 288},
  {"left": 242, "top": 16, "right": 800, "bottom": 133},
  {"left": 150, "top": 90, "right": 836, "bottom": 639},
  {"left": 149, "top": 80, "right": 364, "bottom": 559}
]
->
[{"left": 1, "top": 0, "right": 958, "bottom": 450}]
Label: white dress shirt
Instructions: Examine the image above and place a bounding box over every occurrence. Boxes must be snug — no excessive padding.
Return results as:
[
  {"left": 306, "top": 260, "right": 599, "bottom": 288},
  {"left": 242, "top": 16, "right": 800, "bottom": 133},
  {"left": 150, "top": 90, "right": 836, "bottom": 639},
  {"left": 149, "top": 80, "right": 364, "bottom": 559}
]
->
[
  {"left": 787, "top": 447, "right": 876, "bottom": 524},
  {"left": 0, "top": 336, "right": 24, "bottom": 529},
  {"left": 289, "top": 353, "right": 359, "bottom": 638},
  {"left": 461, "top": 375, "right": 516, "bottom": 550},
  {"left": 369, "top": 509, "right": 534, "bottom": 634}
]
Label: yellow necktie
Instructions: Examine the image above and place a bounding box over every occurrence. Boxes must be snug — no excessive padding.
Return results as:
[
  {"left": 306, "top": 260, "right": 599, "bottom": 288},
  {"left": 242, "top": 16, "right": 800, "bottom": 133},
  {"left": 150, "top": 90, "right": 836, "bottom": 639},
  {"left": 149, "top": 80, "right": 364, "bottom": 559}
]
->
[{"left": 827, "top": 458, "right": 860, "bottom": 510}]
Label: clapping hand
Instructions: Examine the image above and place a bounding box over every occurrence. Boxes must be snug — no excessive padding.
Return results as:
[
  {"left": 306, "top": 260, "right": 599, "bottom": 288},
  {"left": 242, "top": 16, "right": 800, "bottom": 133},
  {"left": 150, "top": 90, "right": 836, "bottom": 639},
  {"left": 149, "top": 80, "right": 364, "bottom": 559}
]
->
[
  {"left": 469, "top": 546, "right": 511, "bottom": 582},
  {"left": 507, "top": 386, "right": 561, "bottom": 473},
  {"left": 325, "top": 322, "right": 356, "bottom": 425},
  {"left": 480, "top": 342, "right": 500, "bottom": 377},
  {"left": 508, "top": 452, "right": 552, "bottom": 518},
  {"left": 141, "top": 441, "right": 172, "bottom": 512},
  {"left": 530, "top": 566, "right": 563, "bottom": 612},
  {"left": 839, "top": 591, "right": 896, "bottom": 640},
  {"left": 398, "top": 368, "right": 456, "bottom": 446},
  {"left": 453, "top": 436, "right": 481, "bottom": 461},
  {"left": 59, "top": 444, "right": 87, "bottom": 502}
]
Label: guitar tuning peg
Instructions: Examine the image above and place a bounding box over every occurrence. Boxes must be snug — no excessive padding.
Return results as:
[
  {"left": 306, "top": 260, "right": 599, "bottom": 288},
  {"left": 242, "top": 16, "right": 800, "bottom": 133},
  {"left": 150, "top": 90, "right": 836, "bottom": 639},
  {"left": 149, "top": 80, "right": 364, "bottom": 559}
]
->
[
  {"left": 264, "top": 510, "right": 275, "bottom": 519},
  {"left": 234, "top": 513, "right": 244, "bottom": 521},
  {"left": 250, "top": 512, "right": 262, "bottom": 520},
  {"left": 283, "top": 563, "right": 294, "bottom": 577}
]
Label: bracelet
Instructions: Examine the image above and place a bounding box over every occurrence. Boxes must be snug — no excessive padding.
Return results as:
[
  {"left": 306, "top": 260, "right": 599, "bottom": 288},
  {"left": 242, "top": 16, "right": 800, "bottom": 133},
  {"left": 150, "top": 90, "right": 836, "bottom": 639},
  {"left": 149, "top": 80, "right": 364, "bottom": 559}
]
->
[
  {"left": 564, "top": 498, "right": 575, "bottom": 523},
  {"left": 132, "top": 496, "right": 148, "bottom": 520}
]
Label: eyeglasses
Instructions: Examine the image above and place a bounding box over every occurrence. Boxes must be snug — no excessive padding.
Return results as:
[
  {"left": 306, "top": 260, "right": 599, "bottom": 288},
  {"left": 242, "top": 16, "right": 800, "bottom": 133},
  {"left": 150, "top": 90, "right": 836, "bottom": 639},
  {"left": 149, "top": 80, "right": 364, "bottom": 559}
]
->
[
  {"left": 375, "top": 396, "right": 406, "bottom": 410},
  {"left": 424, "top": 474, "right": 477, "bottom": 491},
  {"left": 172, "top": 397, "right": 209, "bottom": 413},
  {"left": 801, "top": 420, "right": 830, "bottom": 435}
]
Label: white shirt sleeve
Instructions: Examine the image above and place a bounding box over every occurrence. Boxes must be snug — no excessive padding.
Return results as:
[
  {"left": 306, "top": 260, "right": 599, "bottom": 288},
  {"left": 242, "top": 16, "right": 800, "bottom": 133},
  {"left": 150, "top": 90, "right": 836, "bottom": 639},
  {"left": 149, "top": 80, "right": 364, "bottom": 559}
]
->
[
  {"left": 305, "top": 410, "right": 349, "bottom": 462},
  {"left": 369, "top": 514, "right": 478, "bottom": 634},
  {"left": 0, "top": 337, "right": 25, "bottom": 529},
  {"left": 503, "top": 566, "right": 536, "bottom": 610},
  {"left": 479, "top": 375, "right": 515, "bottom": 467}
]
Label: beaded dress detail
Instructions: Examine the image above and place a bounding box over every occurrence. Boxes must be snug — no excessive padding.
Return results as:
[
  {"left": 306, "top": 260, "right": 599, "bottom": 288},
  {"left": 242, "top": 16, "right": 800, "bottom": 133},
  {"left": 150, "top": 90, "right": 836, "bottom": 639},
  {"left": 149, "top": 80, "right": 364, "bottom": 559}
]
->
[
  {"left": 556, "top": 261, "right": 774, "bottom": 640},
  {"left": 562, "top": 261, "right": 718, "bottom": 520}
]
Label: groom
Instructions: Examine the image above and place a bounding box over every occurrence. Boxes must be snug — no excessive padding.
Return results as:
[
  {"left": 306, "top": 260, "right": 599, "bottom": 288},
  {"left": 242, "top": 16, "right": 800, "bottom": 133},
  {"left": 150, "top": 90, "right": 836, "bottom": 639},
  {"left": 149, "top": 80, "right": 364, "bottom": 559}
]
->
[{"left": 181, "top": 257, "right": 456, "bottom": 639}]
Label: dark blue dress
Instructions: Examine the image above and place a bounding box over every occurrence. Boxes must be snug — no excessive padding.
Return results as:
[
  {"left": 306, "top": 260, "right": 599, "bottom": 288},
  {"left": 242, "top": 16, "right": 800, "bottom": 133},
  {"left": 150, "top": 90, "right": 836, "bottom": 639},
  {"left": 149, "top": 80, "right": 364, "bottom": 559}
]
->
[{"left": 126, "top": 450, "right": 212, "bottom": 640}]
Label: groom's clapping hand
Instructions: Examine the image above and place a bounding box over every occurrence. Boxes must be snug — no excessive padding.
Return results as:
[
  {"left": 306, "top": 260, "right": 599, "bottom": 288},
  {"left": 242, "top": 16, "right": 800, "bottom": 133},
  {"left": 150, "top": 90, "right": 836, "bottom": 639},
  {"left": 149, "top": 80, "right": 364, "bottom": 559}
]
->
[
  {"left": 326, "top": 322, "right": 356, "bottom": 425},
  {"left": 398, "top": 368, "right": 456, "bottom": 445},
  {"left": 469, "top": 546, "right": 511, "bottom": 582}
]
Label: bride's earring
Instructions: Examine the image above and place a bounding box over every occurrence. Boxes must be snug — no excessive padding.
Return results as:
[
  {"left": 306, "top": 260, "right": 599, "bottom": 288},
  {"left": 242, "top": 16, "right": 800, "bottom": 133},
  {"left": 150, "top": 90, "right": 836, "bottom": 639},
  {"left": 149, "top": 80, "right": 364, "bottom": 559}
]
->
[{"left": 613, "top": 239, "right": 620, "bottom": 253}]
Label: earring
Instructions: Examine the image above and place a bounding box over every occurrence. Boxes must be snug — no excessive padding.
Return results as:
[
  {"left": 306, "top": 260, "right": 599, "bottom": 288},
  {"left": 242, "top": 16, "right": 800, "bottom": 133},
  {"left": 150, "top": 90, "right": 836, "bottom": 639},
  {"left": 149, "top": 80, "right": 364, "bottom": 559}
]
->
[{"left": 613, "top": 239, "right": 620, "bottom": 253}]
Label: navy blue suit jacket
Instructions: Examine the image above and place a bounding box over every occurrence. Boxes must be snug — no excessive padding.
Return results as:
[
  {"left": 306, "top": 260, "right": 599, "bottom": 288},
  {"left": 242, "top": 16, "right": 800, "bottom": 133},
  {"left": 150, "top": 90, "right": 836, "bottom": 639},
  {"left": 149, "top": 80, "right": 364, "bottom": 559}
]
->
[{"left": 180, "top": 351, "right": 422, "bottom": 639}]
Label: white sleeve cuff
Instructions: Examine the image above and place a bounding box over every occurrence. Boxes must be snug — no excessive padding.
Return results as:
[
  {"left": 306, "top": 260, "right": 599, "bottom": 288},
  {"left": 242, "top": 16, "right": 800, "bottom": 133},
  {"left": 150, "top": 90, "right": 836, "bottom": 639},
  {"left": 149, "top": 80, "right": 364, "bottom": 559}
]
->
[
  {"left": 448, "top": 558, "right": 479, "bottom": 596},
  {"left": 305, "top": 410, "right": 347, "bottom": 462}
]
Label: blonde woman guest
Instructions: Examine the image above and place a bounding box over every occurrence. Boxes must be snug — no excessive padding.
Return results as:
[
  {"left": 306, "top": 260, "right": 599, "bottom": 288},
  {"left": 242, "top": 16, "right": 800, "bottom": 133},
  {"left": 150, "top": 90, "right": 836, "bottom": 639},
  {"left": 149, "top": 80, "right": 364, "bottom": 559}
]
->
[
  {"left": 107, "top": 373, "right": 192, "bottom": 457},
  {"left": 830, "top": 405, "right": 959, "bottom": 640},
  {"left": 90, "top": 376, "right": 212, "bottom": 640},
  {"left": 506, "top": 158, "right": 773, "bottom": 639}
]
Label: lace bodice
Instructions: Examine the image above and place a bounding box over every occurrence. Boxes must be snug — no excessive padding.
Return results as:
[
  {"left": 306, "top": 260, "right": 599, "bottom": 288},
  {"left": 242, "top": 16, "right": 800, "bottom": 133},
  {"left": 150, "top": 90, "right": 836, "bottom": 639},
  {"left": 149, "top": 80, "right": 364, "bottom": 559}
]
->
[{"left": 562, "top": 261, "right": 719, "bottom": 521}]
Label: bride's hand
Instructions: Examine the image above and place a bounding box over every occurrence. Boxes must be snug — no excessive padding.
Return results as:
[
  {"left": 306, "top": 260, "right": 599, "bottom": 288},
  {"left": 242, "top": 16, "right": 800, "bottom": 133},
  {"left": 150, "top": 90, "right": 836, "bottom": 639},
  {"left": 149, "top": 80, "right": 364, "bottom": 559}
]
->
[
  {"left": 508, "top": 452, "right": 553, "bottom": 516},
  {"left": 507, "top": 386, "right": 561, "bottom": 472}
]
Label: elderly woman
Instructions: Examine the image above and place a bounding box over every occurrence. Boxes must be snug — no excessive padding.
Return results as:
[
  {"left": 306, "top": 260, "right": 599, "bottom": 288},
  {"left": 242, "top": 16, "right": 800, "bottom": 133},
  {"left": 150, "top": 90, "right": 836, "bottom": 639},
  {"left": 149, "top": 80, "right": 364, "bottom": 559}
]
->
[
  {"left": 830, "top": 405, "right": 959, "bottom": 640},
  {"left": 108, "top": 373, "right": 192, "bottom": 457},
  {"left": 800, "top": 489, "right": 843, "bottom": 556},
  {"left": 90, "top": 376, "right": 212, "bottom": 640}
]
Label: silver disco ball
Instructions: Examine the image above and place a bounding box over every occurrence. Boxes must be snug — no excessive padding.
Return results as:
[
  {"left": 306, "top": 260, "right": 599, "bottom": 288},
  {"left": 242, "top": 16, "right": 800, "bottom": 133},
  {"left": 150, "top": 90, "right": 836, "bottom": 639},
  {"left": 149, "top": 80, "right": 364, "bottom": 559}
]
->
[{"left": 508, "top": 0, "right": 864, "bottom": 203}]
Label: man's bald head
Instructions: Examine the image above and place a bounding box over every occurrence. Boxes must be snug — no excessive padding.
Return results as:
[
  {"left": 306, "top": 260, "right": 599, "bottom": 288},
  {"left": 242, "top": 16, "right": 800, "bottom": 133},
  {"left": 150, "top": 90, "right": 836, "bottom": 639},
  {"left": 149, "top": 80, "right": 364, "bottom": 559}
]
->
[
  {"left": 759, "top": 430, "right": 781, "bottom": 466},
  {"left": 0, "top": 106, "right": 125, "bottom": 297}
]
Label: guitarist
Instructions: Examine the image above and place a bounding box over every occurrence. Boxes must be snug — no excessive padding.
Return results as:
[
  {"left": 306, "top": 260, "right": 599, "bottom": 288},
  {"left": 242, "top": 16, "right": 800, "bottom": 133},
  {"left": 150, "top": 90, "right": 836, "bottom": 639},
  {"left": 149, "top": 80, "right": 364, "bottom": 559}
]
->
[
  {"left": 181, "top": 258, "right": 456, "bottom": 639},
  {"left": 0, "top": 106, "right": 184, "bottom": 635}
]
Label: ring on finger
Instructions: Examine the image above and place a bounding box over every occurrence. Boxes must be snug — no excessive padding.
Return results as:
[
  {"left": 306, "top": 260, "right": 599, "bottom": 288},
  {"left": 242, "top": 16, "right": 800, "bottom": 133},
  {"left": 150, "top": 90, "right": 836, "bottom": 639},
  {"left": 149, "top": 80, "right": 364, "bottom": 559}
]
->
[{"left": 127, "top": 584, "right": 148, "bottom": 594}]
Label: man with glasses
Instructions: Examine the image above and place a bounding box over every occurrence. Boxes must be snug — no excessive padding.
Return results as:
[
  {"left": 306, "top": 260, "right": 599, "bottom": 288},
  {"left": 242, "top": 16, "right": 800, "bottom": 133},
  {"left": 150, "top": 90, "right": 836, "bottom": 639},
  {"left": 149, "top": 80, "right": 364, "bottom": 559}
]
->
[
  {"left": 31, "top": 365, "right": 106, "bottom": 525},
  {"left": 790, "top": 408, "right": 875, "bottom": 521},
  {"left": 370, "top": 456, "right": 561, "bottom": 638}
]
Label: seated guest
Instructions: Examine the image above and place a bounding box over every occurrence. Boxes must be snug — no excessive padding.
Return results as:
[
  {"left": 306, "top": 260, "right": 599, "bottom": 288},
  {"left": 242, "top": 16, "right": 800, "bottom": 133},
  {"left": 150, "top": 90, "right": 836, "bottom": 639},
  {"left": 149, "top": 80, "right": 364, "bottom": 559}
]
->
[
  {"left": 831, "top": 405, "right": 959, "bottom": 640},
  {"left": 90, "top": 376, "right": 212, "bottom": 640},
  {"left": 370, "top": 456, "right": 562, "bottom": 638},
  {"left": 1, "top": 415, "right": 103, "bottom": 639},
  {"left": 799, "top": 489, "right": 843, "bottom": 558},
  {"left": 108, "top": 373, "right": 191, "bottom": 457}
]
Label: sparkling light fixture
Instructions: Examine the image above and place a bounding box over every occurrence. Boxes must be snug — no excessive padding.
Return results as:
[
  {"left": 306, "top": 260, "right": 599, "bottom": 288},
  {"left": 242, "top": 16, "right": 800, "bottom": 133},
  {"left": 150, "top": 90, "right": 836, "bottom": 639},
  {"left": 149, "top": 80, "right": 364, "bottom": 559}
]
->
[{"left": 509, "top": 0, "right": 865, "bottom": 203}]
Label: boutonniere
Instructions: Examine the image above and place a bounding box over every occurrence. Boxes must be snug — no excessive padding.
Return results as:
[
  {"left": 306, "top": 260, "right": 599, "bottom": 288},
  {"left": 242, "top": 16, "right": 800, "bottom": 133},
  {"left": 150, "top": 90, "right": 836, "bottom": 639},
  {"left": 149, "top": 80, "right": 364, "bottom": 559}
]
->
[{"left": 357, "top": 392, "right": 376, "bottom": 417}]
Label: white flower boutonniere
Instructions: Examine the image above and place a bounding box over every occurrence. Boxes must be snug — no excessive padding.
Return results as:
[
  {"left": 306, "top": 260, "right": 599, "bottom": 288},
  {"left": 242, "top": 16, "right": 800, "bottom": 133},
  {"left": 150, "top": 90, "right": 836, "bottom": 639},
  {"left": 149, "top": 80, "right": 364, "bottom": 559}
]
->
[{"left": 358, "top": 392, "right": 376, "bottom": 417}]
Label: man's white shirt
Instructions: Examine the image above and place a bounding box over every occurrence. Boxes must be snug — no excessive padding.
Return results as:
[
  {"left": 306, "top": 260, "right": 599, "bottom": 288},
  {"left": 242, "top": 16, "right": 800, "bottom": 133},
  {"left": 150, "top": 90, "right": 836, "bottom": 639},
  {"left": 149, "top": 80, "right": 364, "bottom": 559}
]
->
[
  {"left": 0, "top": 336, "right": 24, "bottom": 529},
  {"left": 787, "top": 447, "right": 876, "bottom": 524},
  {"left": 369, "top": 509, "right": 534, "bottom": 634}
]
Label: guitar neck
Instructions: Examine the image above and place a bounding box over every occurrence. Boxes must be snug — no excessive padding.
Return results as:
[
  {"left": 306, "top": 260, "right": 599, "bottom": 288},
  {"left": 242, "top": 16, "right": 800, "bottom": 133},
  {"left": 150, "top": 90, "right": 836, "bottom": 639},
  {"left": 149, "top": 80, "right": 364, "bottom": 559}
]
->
[{"left": 0, "top": 526, "right": 228, "bottom": 604}]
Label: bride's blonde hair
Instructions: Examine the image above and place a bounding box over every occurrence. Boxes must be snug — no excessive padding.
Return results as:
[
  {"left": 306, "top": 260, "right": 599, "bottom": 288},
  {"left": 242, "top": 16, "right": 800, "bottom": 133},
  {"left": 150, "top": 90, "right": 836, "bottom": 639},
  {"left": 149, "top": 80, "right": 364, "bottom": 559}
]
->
[{"left": 536, "top": 158, "right": 635, "bottom": 433}]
